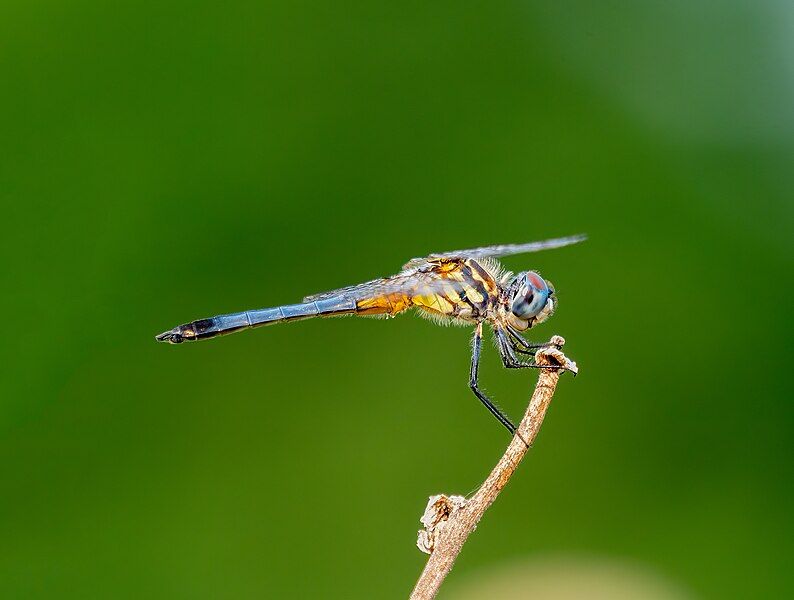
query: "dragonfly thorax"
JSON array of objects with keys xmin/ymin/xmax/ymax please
[{"xmin": 508, "ymin": 271, "xmax": 556, "ymax": 330}]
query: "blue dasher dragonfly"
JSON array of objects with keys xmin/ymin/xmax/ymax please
[{"xmin": 156, "ymin": 234, "xmax": 585, "ymax": 434}]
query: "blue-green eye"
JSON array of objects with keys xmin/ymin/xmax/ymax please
[{"xmin": 511, "ymin": 272, "xmax": 550, "ymax": 320}]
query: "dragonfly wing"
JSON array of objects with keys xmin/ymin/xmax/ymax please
[
  {"xmin": 303, "ymin": 277, "xmax": 390, "ymax": 302},
  {"xmin": 403, "ymin": 234, "xmax": 586, "ymax": 269},
  {"xmin": 303, "ymin": 270, "xmax": 446, "ymax": 303},
  {"xmin": 303, "ymin": 259, "xmax": 499, "ymax": 318}
]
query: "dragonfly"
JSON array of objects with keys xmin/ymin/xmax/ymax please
[{"xmin": 156, "ymin": 234, "xmax": 585, "ymax": 435}]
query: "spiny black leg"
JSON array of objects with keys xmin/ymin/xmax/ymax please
[
  {"xmin": 507, "ymin": 327, "xmax": 547, "ymax": 357},
  {"xmin": 507, "ymin": 330, "xmax": 536, "ymax": 356},
  {"xmin": 506, "ymin": 325, "xmax": 558, "ymax": 353},
  {"xmin": 506, "ymin": 326, "xmax": 537, "ymax": 349},
  {"xmin": 514, "ymin": 347, "xmax": 537, "ymax": 356},
  {"xmin": 470, "ymin": 323, "xmax": 517, "ymax": 435},
  {"xmin": 497, "ymin": 328, "xmax": 559, "ymax": 371}
]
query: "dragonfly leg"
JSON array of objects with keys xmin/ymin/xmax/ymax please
[
  {"xmin": 509, "ymin": 330, "xmax": 537, "ymax": 357},
  {"xmin": 497, "ymin": 328, "xmax": 561, "ymax": 371},
  {"xmin": 470, "ymin": 323, "xmax": 517, "ymax": 435},
  {"xmin": 506, "ymin": 325, "xmax": 559, "ymax": 356}
]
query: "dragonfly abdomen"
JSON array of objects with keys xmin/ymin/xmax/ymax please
[{"xmin": 155, "ymin": 296, "xmax": 357, "ymax": 343}]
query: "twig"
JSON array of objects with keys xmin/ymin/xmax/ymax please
[{"xmin": 410, "ymin": 335, "xmax": 577, "ymax": 600}]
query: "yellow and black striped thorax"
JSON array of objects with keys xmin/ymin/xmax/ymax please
[{"xmin": 408, "ymin": 258, "xmax": 500, "ymax": 320}]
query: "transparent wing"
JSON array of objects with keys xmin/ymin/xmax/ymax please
[
  {"xmin": 304, "ymin": 277, "xmax": 394, "ymax": 302},
  {"xmin": 303, "ymin": 270, "xmax": 450, "ymax": 303},
  {"xmin": 403, "ymin": 234, "xmax": 587, "ymax": 269}
]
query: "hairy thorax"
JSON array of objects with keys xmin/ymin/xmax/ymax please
[{"xmin": 411, "ymin": 258, "xmax": 504, "ymax": 326}]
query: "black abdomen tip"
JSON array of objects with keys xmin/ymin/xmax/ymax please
[
  {"xmin": 155, "ymin": 328, "xmax": 184, "ymax": 343},
  {"xmin": 156, "ymin": 318, "xmax": 221, "ymax": 344}
]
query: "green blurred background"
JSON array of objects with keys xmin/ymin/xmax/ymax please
[{"xmin": 1, "ymin": 1, "xmax": 792, "ymax": 598}]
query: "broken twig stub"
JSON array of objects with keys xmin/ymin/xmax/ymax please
[{"xmin": 416, "ymin": 494, "xmax": 467, "ymax": 555}]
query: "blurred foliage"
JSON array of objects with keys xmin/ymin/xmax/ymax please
[{"xmin": 0, "ymin": 1, "xmax": 792, "ymax": 598}]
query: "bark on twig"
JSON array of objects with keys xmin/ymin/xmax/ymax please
[{"xmin": 410, "ymin": 336, "xmax": 577, "ymax": 600}]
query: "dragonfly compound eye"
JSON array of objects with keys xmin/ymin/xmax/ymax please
[{"xmin": 510, "ymin": 272, "xmax": 551, "ymax": 321}]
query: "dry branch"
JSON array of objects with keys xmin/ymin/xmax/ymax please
[{"xmin": 410, "ymin": 335, "xmax": 577, "ymax": 600}]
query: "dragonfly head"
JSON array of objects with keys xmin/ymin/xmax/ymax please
[{"xmin": 509, "ymin": 271, "xmax": 555, "ymax": 329}]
